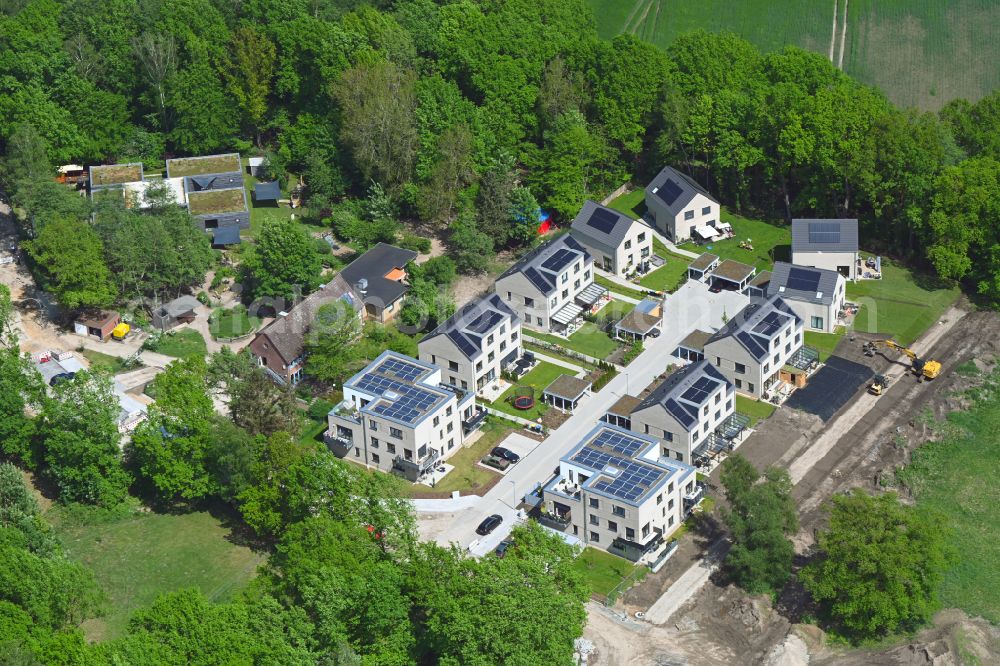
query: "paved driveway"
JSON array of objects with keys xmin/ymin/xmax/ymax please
[{"xmin": 433, "ymin": 281, "xmax": 750, "ymax": 554}]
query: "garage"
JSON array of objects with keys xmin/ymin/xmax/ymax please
[{"xmin": 785, "ymin": 355, "xmax": 873, "ymax": 421}]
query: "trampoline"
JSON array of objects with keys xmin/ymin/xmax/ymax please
[{"xmin": 511, "ymin": 386, "xmax": 536, "ymax": 410}]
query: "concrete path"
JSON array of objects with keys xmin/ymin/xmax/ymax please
[
  {"xmin": 530, "ymin": 351, "xmax": 587, "ymax": 375},
  {"xmin": 646, "ymin": 225, "xmax": 700, "ymax": 259},
  {"xmin": 609, "ymin": 292, "xmax": 640, "ymax": 305},
  {"xmin": 412, "ymin": 495, "xmax": 482, "ymax": 512},
  {"xmin": 596, "ymin": 268, "xmax": 649, "ymax": 294},
  {"xmin": 644, "ymin": 538, "xmax": 729, "ymax": 625}
]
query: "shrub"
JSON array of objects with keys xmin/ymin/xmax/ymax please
[{"xmin": 398, "ymin": 231, "xmax": 432, "ymax": 254}]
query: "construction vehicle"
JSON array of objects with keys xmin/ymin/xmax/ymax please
[
  {"xmin": 111, "ymin": 322, "xmax": 130, "ymax": 342},
  {"xmin": 739, "ymin": 239, "xmax": 754, "ymax": 251},
  {"xmin": 863, "ymin": 339, "xmax": 941, "ymax": 380},
  {"xmin": 869, "ymin": 373, "xmax": 891, "ymax": 396}
]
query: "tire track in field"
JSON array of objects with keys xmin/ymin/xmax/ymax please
[
  {"xmin": 837, "ymin": 0, "xmax": 849, "ymax": 69},
  {"xmin": 631, "ymin": 0, "xmax": 655, "ymax": 37},
  {"xmin": 829, "ymin": 0, "xmax": 839, "ymax": 61},
  {"xmin": 622, "ymin": 0, "xmax": 649, "ymax": 34}
]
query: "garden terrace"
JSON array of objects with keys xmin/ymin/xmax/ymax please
[
  {"xmin": 166, "ymin": 153, "xmax": 242, "ymax": 178},
  {"xmin": 187, "ymin": 189, "xmax": 248, "ymax": 216},
  {"xmin": 89, "ymin": 163, "xmax": 143, "ymax": 187}
]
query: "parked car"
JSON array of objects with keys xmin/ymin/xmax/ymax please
[
  {"xmin": 647, "ymin": 328, "xmax": 661, "ymax": 338},
  {"xmin": 491, "ymin": 446, "xmax": 520, "ymax": 463},
  {"xmin": 482, "ymin": 455, "xmax": 510, "ymax": 471},
  {"xmin": 476, "ymin": 514, "xmax": 503, "ymax": 536},
  {"xmin": 49, "ymin": 372, "xmax": 75, "ymax": 386},
  {"xmin": 495, "ymin": 540, "xmax": 514, "ymax": 558}
]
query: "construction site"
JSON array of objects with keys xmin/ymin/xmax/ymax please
[{"xmin": 582, "ymin": 301, "xmax": 1000, "ymax": 665}]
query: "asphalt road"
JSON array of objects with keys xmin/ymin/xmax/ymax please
[{"xmin": 433, "ymin": 280, "xmax": 750, "ymax": 555}]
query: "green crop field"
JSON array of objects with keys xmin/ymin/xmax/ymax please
[{"xmin": 586, "ymin": 0, "xmax": 1000, "ymax": 110}]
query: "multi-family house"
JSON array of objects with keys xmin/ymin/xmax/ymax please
[
  {"xmin": 339, "ymin": 243, "xmax": 418, "ymax": 323},
  {"xmin": 495, "ymin": 235, "xmax": 606, "ymax": 333},
  {"xmin": 767, "ymin": 262, "xmax": 846, "ymax": 333},
  {"xmin": 644, "ymin": 166, "xmax": 720, "ymax": 242},
  {"xmin": 417, "ymin": 294, "xmax": 522, "ymax": 394},
  {"xmin": 791, "ymin": 218, "xmax": 859, "ymax": 280},
  {"xmin": 627, "ymin": 361, "xmax": 736, "ymax": 465},
  {"xmin": 541, "ymin": 423, "xmax": 699, "ymax": 561},
  {"xmin": 324, "ymin": 351, "xmax": 484, "ymax": 481},
  {"xmin": 569, "ymin": 200, "xmax": 653, "ymax": 278},
  {"xmin": 702, "ymin": 296, "xmax": 804, "ymax": 398}
]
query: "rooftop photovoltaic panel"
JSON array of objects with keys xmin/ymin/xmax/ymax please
[
  {"xmin": 656, "ymin": 178, "xmax": 684, "ymax": 206},
  {"xmin": 587, "ymin": 207, "xmax": 621, "ymax": 235},
  {"xmin": 447, "ymin": 329, "xmax": 479, "ymax": 358},
  {"xmin": 785, "ymin": 266, "xmax": 822, "ymax": 293},
  {"xmin": 807, "ymin": 221, "xmax": 841, "ymax": 244},
  {"xmin": 592, "ymin": 429, "xmax": 646, "ymax": 457},
  {"xmin": 680, "ymin": 376, "xmax": 718, "ymax": 404},
  {"xmin": 377, "ymin": 357, "xmax": 426, "ymax": 382},
  {"xmin": 752, "ymin": 311, "xmax": 786, "ymax": 337},
  {"xmin": 540, "ymin": 248, "xmax": 576, "ymax": 273},
  {"xmin": 355, "ymin": 373, "xmax": 442, "ymax": 425},
  {"xmin": 522, "ymin": 266, "xmax": 553, "ymax": 293},
  {"xmin": 736, "ymin": 331, "xmax": 768, "ymax": 360},
  {"xmin": 664, "ymin": 398, "xmax": 695, "ymax": 427},
  {"xmin": 465, "ymin": 309, "xmax": 504, "ymax": 335}
]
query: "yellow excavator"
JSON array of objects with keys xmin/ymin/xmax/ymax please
[{"xmin": 863, "ymin": 339, "xmax": 941, "ymax": 381}]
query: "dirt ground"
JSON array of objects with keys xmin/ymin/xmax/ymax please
[{"xmin": 584, "ymin": 304, "xmax": 1000, "ymax": 665}]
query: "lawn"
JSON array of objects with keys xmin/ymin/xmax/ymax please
[
  {"xmin": 639, "ymin": 252, "xmax": 689, "ymax": 293},
  {"xmin": 147, "ymin": 328, "xmax": 208, "ymax": 360},
  {"xmin": 735, "ymin": 394, "xmax": 776, "ymax": 427},
  {"xmin": 847, "ymin": 258, "xmax": 959, "ymax": 346},
  {"xmin": 678, "ymin": 209, "xmax": 790, "ymax": 272},
  {"xmin": 167, "ymin": 154, "xmax": 241, "ymax": 178},
  {"xmin": 48, "ymin": 507, "xmax": 265, "ymax": 640},
  {"xmin": 491, "ymin": 361, "xmax": 566, "ymax": 420},
  {"xmin": 80, "ymin": 348, "xmax": 135, "ymax": 374},
  {"xmin": 187, "ymin": 188, "xmax": 247, "ymax": 216},
  {"xmin": 209, "ymin": 306, "xmax": 261, "ymax": 339},
  {"xmin": 526, "ymin": 320, "xmax": 623, "ymax": 360},
  {"xmin": 804, "ymin": 329, "xmax": 845, "ymax": 362},
  {"xmin": 896, "ymin": 374, "xmax": 1000, "ymax": 622},
  {"xmin": 412, "ymin": 418, "xmax": 511, "ymax": 494},
  {"xmin": 606, "ymin": 188, "xmax": 646, "ymax": 219},
  {"xmin": 570, "ymin": 546, "xmax": 647, "ymax": 597},
  {"xmin": 595, "ymin": 274, "xmax": 646, "ymax": 300}
]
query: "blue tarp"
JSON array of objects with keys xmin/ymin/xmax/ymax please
[
  {"xmin": 212, "ymin": 225, "xmax": 242, "ymax": 246},
  {"xmin": 254, "ymin": 180, "xmax": 281, "ymax": 201}
]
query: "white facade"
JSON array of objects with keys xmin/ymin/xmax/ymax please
[{"xmin": 791, "ymin": 249, "xmax": 858, "ymax": 281}]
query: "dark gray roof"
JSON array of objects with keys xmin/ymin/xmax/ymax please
[
  {"xmin": 420, "ymin": 293, "xmax": 519, "ymax": 360},
  {"xmin": 497, "ymin": 234, "xmax": 591, "ymax": 296},
  {"xmin": 635, "ymin": 360, "xmax": 729, "ymax": 432},
  {"xmin": 570, "ymin": 200, "xmax": 639, "ymax": 251},
  {"xmin": 158, "ymin": 295, "xmax": 201, "ymax": 318},
  {"xmin": 767, "ymin": 262, "xmax": 842, "ymax": 306},
  {"xmin": 254, "ymin": 180, "xmax": 281, "ymax": 201},
  {"xmin": 253, "ymin": 275, "xmax": 361, "ymax": 365},
  {"xmin": 706, "ymin": 296, "xmax": 801, "ymax": 361},
  {"xmin": 791, "ymin": 219, "xmax": 859, "ymax": 253},
  {"xmin": 339, "ymin": 243, "xmax": 418, "ymax": 309},
  {"xmin": 212, "ymin": 225, "xmax": 242, "ymax": 245},
  {"xmin": 645, "ymin": 166, "xmax": 717, "ymax": 217}
]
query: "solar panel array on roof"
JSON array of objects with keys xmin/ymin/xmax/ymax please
[
  {"xmin": 446, "ymin": 329, "xmax": 478, "ymax": 358},
  {"xmin": 587, "ymin": 207, "xmax": 620, "ymax": 235},
  {"xmin": 541, "ymin": 248, "xmax": 576, "ymax": 273},
  {"xmin": 355, "ymin": 373, "xmax": 440, "ymax": 424},
  {"xmin": 592, "ymin": 428, "xmax": 646, "ymax": 457},
  {"xmin": 808, "ymin": 221, "xmax": 841, "ymax": 244},
  {"xmin": 664, "ymin": 398, "xmax": 695, "ymax": 427},
  {"xmin": 522, "ymin": 266, "xmax": 553, "ymax": 293},
  {"xmin": 785, "ymin": 266, "xmax": 822, "ymax": 293},
  {"xmin": 680, "ymin": 376, "xmax": 719, "ymax": 404},
  {"xmin": 571, "ymin": 444, "xmax": 664, "ymax": 502},
  {"xmin": 752, "ymin": 311, "xmax": 786, "ymax": 337},
  {"xmin": 656, "ymin": 178, "xmax": 683, "ymax": 206},
  {"xmin": 737, "ymin": 331, "xmax": 769, "ymax": 360},
  {"xmin": 465, "ymin": 309, "xmax": 504, "ymax": 335},
  {"xmin": 378, "ymin": 356, "xmax": 425, "ymax": 382}
]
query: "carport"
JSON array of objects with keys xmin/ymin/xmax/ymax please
[
  {"xmin": 710, "ymin": 259, "xmax": 756, "ymax": 291},
  {"xmin": 687, "ymin": 252, "xmax": 719, "ymax": 281},
  {"xmin": 675, "ymin": 329, "xmax": 712, "ymax": 362},
  {"xmin": 543, "ymin": 375, "xmax": 592, "ymax": 412},
  {"xmin": 784, "ymin": 355, "xmax": 873, "ymax": 421}
]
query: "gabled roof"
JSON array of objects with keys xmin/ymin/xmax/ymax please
[
  {"xmin": 791, "ymin": 219, "xmax": 859, "ymax": 253},
  {"xmin": 339, "ymin": 243, "xmax": 418, "ymax": 309},
  {"xmin": 252, "ymin": 275, "xmax": 362, "ymax": 365},
  {"xmin": 767, "ymin": 262, "xmax": 842, "ymax": 306},
  {"xmin": 420, "ymin": 293, "xmax": 519, "ymax": 361},
  {"xmin": 570, "ymin": 200, "xmax": 640, "ymax": 250},
  {"xmin": 706, "ymin": 296, "xmax": 801, "ymax": 361},
  {"xmin": 645, "ymin": 166, "xmax": 717, "ymax": 217},
  {"xmin": 634, "ymin": 361, "xmax": 730, "ymax": 432},
  {"xmin": 497, "ymin": 234, "xmax": 591, "ymax": 297}
]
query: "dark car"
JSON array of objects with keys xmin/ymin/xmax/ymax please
[
  {"xmin": 49, "ymin": 372, "xmax": 75, "ymax": 386},
  {"xmin": 491, "ymin": 446, "xmax": 520, "ymax": 463},
  {"xmin": 709, "ymin": 283, "xmax": 723, "ymax": 293},
  {"xmin": 647, "ymin": 327, "xmax": 661, "ymax": 338},
  {"xmin": 476, "ymin": 514, "xmax": 503, "ymax": 536},
  {"xmin": 495, "ymin": 540, "xmax": 514, "ymax": 558}
]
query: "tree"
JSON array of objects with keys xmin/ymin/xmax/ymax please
[
  {"xmin": 228, "ymin": 367, "xmax": 301, "ymax": 438},
  {"xmin": 226, "ymin": 25, "xmax": 276, "ymax": 145},
  {"xmin": 448, "ymin": 213, "xmax": 493, "ymax": 275},
  {"xmin": 0, "ymin": 342, "xmax": 45, "ymax": 463},
  {"xmin": 165, "ymin": 58, "xmax": 237, "ymax": 154},
  {"xmin": 719, "ymin": 455, "xmax": 798, "ymax": 595},
  {"xmin": 37, "ymin": 372, "xmax": 130, "ymax": 507},
  {"xmin": 800, "ymin": 491, "xmax": 954, "ymax": 640},
  {"xmin": 333, "ymin": 60, "xmax": 418, "ymax": 191},
  {"xmin": 417, "ymin": 123, "xmax": 476, "ymax": 225},
  {"xmin": 304, "ymin": 302, "xmax": 362, "ymax": 384},
  {"xmin": 244, "ymin": 218, "xmax": 323, "ymax": 301},
  {"xmin": 24, "ymin": 217, "xmax": 115, "ymax": 310},
  {"xmin": 0, "ymin": 462, "xmax": 58, "ymax": 556},
  {"xmin": 132, "ymin": 32, "xmax": 177, "ymax": 132}
]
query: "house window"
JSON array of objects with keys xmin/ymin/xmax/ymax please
[
  {"xmin": 461, "ymin": 380, "xmax": 468, "ymax": 389},
  {"xmin": 573, "ymin": 279, "xmax": 580, "ymax": 290},
  {"xmin": 763, "ymin": 363, "xmax": 769, "ymax": 373},
  {"xmin": 795, "ymin": 333, "xmax": 801, "ymax": 344},
  {"xmin": 612, "ymin": 505, "xmax": 625, "ymax": 517},
  {"xmin": 447, "ymin": 422, "xmax": 453, "ymax": 432},
  {"xmin": 702, "ymin": 206, "xmax": 711, "ymax": 215},
  {"xmin": 702, "ymin": 405, "xmax": 708, "ymax": 416},
  {"xmin": 714, "ymin": 410, "xmax": 721, "ymax": 421},
  {"xmin": 476, "ymin": 361, "xmax": 483, "ymax": 371},
  {"xmin": 369, "ymin": 420, "xmax": 378, "ymax": 431},
  {"xmin": 371, "ymin": 453, "xmax": 380, "ymax": 464},
  {"xmin": 714, "ymin": 393, "xmax": 721, "ymax": 404},
  {"xmin": 511, "ymin": 331, "xmax": 518, "ymax": 341},
  {"xmin": 354, "ymin": 447, "xmax": 360, "ymax": 457},
  {"xmin": 589, "ymin": 498, "xmax": 599, "ymax": 508},
  {"xmin": 684, "ymin": 210, "xmax": 694, "ymax": 221},
  {"xmin": 433, "ymin": 416, "xmax": 440, "ymax": 426},
  {"xmin": 561, "ymin": 272, "xmax": 568, "ymax": 284},
  {"xmin": 785, "ymin": 343, "xmax": 791, "ymax": 354},
  {"xmin": 735, "ymin": 362, "xmax": 746, "ymax": 374},
  {"xmin": 390, "ymin": 427, "xmax": 403, "ymax": 439},
  {"xmin": 524, "ymin": 296, "xmax": 534, "ymax": 307},
  {"xmin": 387, "ymin": 443, "xmax": 396, "ymax": 454},
  {"xmin": 727, "ymin": 400, "xmax": 733, "ymax": 410},
  {"xmin": 371, "ymin": 438, "xmax": 379, "ymax": 448},
  {"xmin": 716, "ymin": 356, "xmax": 721, "ymax": 366},
  {"xmin": 590, "ymin": 531, "xmax": 600, "ymax": 543},
  {"xmin": 487, "ymin": 334, "xmax": 494, "ymax": 345},
  {"xmin": 550, "ymin": 297, "xmax": 558, "ymax": 308},
  {"xmin": 500, "ymin": 341, "xmax": 507, "ymax": 351},
  {"xmin": 641, "ymin": 247, "xmax": 650, "ymax": 258},
  {"xmin": 537, "ymin": 317, "xmax": 543, "ymax": 326},
  {"xmin": 589, "ymin": 514, "xmax": 599, "ymax": 525},
  {"xmin": 584, "ymin": 270, "xmax": 590, "ymax": 280},
  {"xmin": 748, "ymin": 383, "xmax": 755, "ymax": 393},
  {"xmin": 608, "ymin": 520, "xmax": 618, "ymax": 531},
  {"xmin": 446, "ymin": 406, "xmax": 453, "ymax": 416},
  {"xmin": 506, "ymin": 291, "xmax": 511, "ymax": 300},
  {"xmin": 448, "ymin": 438, "xmax": 454, "ymax": 450},
  {"xmin": 668, "ymin": 498, "xmax": 675, "ymax": 510},
  {"xmin": 624, "ymin": 240, "xmax": 632, "ymax": 250},
  {"xmin": 735, "ymin": 378, "xmax": 742, "ymax": 388},
  {"xmin": 668, "ymin": 515, "xmax": 675, "ymax": 527},
  {"xmin": 574, "ymin": 262, "xmax": 581, "ymax": 273},
  {"xmin": 642, "ymin": 523, "xmax": 651, "ymax": 537},
  {"xmin": 449, "ymin": 361, "xmax": 459, "ymax": 371},
  {"xmin": 626, "ymin": 527, "xmax": 635, "ymax": 540},
  {"xmin": 638, "ymin": 232, "xmax": 646, "ymax": 242},
  {"xmin": 811, "ymin": 316, "xmax": 824, "ymax": 329},
  {"xmin": 675, "ymin": 451, "xmax": 683, "ymax": 461},
  {"xmin": 487, "ymin": 352, "xmax": 495, "ymax": 362},
  {"xmin": 561, "ymin": 289, "xmax": 568, "ymax": 299}
]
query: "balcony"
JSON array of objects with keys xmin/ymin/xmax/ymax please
[
  {"xmin": 391, "ymin": 448, "xmax": 441, "ymax": 482},
  {"xmin": 325, "ymin": 432, "xmax": 353, "ymax": 457},
  {"xmin": 547, "ymin": 477, "xmax": 582, "ymax": 500},
  {"xmin": 683, "ymin": 484, "xmax": 706, "ymax": 513},
  {"xmin": 328, "ymin": 399, "xmax": 361, "ymax": 425},
  {"xmin": 537, "ymin": 505, "xmax": 572, "ymax": 531},
  {"xmin": 462, "ymin": 407, "xmax": 487, "ymax": 434}
]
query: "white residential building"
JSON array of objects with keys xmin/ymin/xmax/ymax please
[
  {"xmin": 570, "ymin": 200, "xmax": 653, "ymax": 278},
  {"xmin": 766, "ymin": 262, "xmax": 846, "ymax": 333},
  {"xmin": 791, "ymin": 218, "xmax": 859, "ymax": 281},
  {"xmin": 644, "ymin": 166, "xmax": 721, "ymax": 243}
]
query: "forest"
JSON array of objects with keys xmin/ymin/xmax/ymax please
[{"xmin": 0, "ymin": 0, "xmax": 999, "ymax": 308}]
